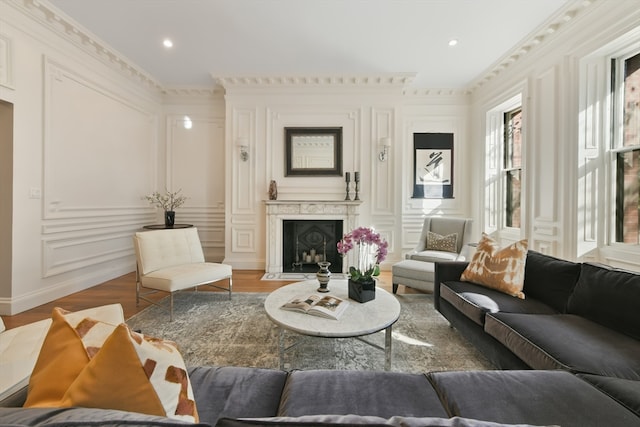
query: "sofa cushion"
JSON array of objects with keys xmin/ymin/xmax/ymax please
[
  {"xmin": 577, "ymin": 374, "xmax": 640, "ymax": 418},
  {"xmin": 188, "ymin": 366, "xmax": 287, "ymax": 426},
  {"xmin": 426, "ymin": 231, "xmax": 458, "ymax": 253},
  {"xmin": 277, "ymin": 370, "xmax": 448, "ymax": 419},
  {"xmin": 0, "ymin": 407, "xmax": 208, "ymax": 426},
  {"xmin": 522, "ymin": 251, "xmax": 581, "ymax": 312},
  {"xmin": 440, "ymin": 282, "xmax": 557, "ymax": 326},
  {"xmin": 24, "ymin": 308, "xmax": 199, "ymax": 422},
  {"xmin": 485, "ymin": 312, "xmax": 640, "ymax": 380},
  {"xmin": 460, "ymin": 233, "xmax": 528, "ymax": 299},
  {"xmin": 217, "ymin": 415, "xmax": 555, "ymax": 426},
  {"xmin": 566, "ymin": 262, "xmax": 640, "ymax": 340},
  {"xmin": 427, "ymin": 370, "xmax": 640, "ymax": 427}
]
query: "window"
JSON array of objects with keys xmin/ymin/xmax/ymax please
[
  {"xmin": 504, "ymin": 108, "xmax": 522, "ymax": 228},
  {"xmin": 484, "ymin": 93, "xmax": 523, "ymax": 236},
  {"xmin": 613, "ymin": 51, "xmax": 640, "ymax": 244}
]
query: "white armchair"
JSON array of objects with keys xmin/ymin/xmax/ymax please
[
  {"xmin": 405, "ymin": 216, "xmax": 473, "ymax": 263},
  {"xmin": 133, "ymin": 227, "xmax": 232, "ymax": 321}
]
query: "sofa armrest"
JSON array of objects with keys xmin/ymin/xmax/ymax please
[{"xmin": 434, "ymin": 261, "xmax": 468, "ymax": 312}]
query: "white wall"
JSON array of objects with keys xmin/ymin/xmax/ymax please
[
  {"xmin": 0, "ymin": 1, "xmax": 163, "ymax": 314},
  {"xmin": 469, "ymin": 0, "xmax": 640, "ymax": 270}
]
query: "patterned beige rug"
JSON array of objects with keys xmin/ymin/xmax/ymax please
[{"xmin": 126, "ymin": 292, "xmax": 493, "ymax": 373}]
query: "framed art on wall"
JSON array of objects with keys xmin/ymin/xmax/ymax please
[
  {"xmin": 285, "ymin": 127, "xmax": 343, "ymax": 176},
  {"xmin": 412, "ymin": 133, "xmax": 454, "ymax": 199}
]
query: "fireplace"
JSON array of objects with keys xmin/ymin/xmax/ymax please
[
  {"xmin": 283, "ymin": 220, "xmax": 343, "ymax": 273},
  {"xmin": 264, "ymin": 200, "xmax": 362, "ymax": 273}
]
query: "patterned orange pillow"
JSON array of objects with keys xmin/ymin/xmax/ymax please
[
  {"xmin": 24, "ymin": 308, "xmax": 198, "ymax": 423},
  {"xmin": 460, "ymin": 233, "xmax": 528, "ymax": 299}
]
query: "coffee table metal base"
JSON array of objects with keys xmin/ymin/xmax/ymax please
[{"xmin": 277, "ymin": 319, "xmax": 394, "ymax": 371}]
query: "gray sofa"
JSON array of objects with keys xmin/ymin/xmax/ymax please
[
  {"xmin": 2, "ymin": 366, "xmax": 639, "ymax": 426},
  {"xmin": 433, "ymin": 251, "xmax": 640, "ymax": 421}
]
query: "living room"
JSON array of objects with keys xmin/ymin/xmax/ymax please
[
  {"xmin": 1, "ymin": 0, "xmax": 639, "ymax": 319},
  {"xmin": 2, "ymin": 2, "xmax": 640, "ymax": 425}
]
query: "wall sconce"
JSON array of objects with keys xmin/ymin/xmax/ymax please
[
  {"xmin": 378, "ymin": 137, "xmax": 391, "ymax": 162},
  {"xmin": 236, "ymin": 138, "xmax": 249, "ymax": 162}
]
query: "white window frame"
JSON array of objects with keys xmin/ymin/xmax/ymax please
[
  {"xmin": 484, "ymin": 93, "xmax": 523, "ymax": 241},
  {"xmin": 610, "ymin": 48, "xmax": 640, "ymax": 245}
]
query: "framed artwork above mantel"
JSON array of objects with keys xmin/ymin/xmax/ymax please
[{"xmin": 285, "ymin": 127, "xmax": 343, "ymax": 176}]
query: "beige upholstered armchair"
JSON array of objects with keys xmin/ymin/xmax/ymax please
[
  {"xmin": 133, "ymin": 227, "xmax": 232, "ymax": 321},
  {"xmin": 405, "ymin": 216, "xmax": 473, "ymax": 263}
]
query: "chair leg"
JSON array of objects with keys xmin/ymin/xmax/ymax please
[
  {"xmin": 169, "ymin": 293, "xmax": 174, "ymax": 322},
  {"xmin": 228, "ymin": 277, "xmax": 233, "ymax": 299},
  {"xmin": 392, "ymin": 283, "xmax": 399, "ymax": 294}
]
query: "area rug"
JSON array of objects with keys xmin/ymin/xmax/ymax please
[
  {"xmin": 261, "ymin": 272, "xmax": 350, "ymax": 281},
  {"xmin": 126, "ymin": 292, "xmax": 493, "ymax": 373}
]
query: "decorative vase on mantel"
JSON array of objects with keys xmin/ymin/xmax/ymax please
[
  {"xmin": 164, "ymin": 210, "xmax": 175, "ymax": 227},
  {"xmin": 348, "ymin": 279, "xmax": 376, "ymax": 303},
  {"xmin": 316, "ymin": 261, "xmax": 331, "ymax": 293}
]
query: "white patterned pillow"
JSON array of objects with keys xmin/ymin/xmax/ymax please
[{"xmin": 426, "ymin": 231, "xmax": 458, "ymax": 253}]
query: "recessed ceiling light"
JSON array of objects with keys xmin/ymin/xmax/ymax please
[
  {"xmin": 163, "ymin": 38, "xmax": 173, "ymax": 48},
  {"xmin": 448, "ymin": 39, "xmax": 458, "ymax": 47}
]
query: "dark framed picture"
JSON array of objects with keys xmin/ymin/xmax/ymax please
[
  {"xmin": 412, "ymin": 133, "xmax": 454, "ymax": 199},
  {"xmin": 285, "ymin": 127, "xmax": 343, "ymax": 176}
]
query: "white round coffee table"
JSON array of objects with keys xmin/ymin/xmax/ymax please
[{"xmin": 264, "ymin": 279, "xmax": 401, "ymax": 370}]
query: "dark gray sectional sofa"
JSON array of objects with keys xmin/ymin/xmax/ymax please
[
  {"xmin": 2, "ymin": 366, "xmax": 640, "ymax": 427},
  {"xmin": 2, "ymin": 251, "xmax": 639, "ymax": 427}
]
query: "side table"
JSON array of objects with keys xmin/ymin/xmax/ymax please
[{"xmin": 142, "ymin": 224, "xmax": 193, "ymax": 230}]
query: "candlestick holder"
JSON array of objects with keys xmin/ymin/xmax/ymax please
[
  {"xmin": 345, "ymin": 182, "xmax": 351, "ymax": 201},
  {"xmin": 354, "ymin": 181, "xmax": 360, "ymax": 201}
]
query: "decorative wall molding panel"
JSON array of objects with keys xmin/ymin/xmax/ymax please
[
  {"xmin": 42, "ymin": 230, "xmax": 135, "ymax": 277},
  {"xmin": 43, "ymin": 58, "xmax": 157, "ymax": 219},
  {"xmin": 0, "ymin": 34, "xmax": 13, "ymax": 89}
]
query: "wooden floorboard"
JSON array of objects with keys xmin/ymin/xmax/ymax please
[{"xmin": 0, "ymin": 270, "xmax": 414, "ymax": 329}]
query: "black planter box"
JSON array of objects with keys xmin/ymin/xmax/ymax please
[{"xmin": 348, "ymin": 279, "xmax": 376, "ymax": 303}]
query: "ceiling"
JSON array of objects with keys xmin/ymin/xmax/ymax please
[{"xmin": 48, "ymin": 0, "xmax": 570, "ymax": 90}]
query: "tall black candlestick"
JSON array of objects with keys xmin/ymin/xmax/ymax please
[{"xmin": 345, "ymin": 172, "xmax": 350, "ymax": 182}]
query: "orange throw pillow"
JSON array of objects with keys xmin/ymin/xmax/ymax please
[
  {"xmin": 460, "ymin": 233, "xmax": 528, "ymax": 299},
  {"xmin": 24, "ymin": 308, "xmax": 198, "ymax": 423}
]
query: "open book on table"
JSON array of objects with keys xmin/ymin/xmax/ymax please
[{"xmin": 280, "ymin": 294, "xmax": 349, "ymax": 320}]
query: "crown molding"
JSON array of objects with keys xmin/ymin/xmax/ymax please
[
  {"xmin": 161, "ymin": 87, "xmax": 222, "ymax": 97},
  {"xmin": 9, "ymin": 0, "xmax": 164, "ymax": 93},
  {"xmin": 213, "ymin": 73, "xmax": 416, "ymax": 90},
  {"xmin": 467, "ymin": 0, "xmax": 598, "ymax": 92}
]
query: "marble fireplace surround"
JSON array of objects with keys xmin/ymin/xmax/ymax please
[{"xmin": 264, "ymin": 200, "xmax": 362, "ymax": 273}]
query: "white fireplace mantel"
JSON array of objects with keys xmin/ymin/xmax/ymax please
[{"xmin": 264, "ymin": 200, "xmax": 362, "ymax": 273}]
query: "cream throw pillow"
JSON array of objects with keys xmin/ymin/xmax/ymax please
[
  {"xmin": 426, "ymin": 231, "xmax": 458, "ymax": 253},
  {"xmin": 460, "ymin": 233, "xmax": 528, "ymax": 299}
]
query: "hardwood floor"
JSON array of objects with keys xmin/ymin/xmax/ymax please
[{"xmin": 1, "ymin": 270, "xmax": 401, "ymax": 329}]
